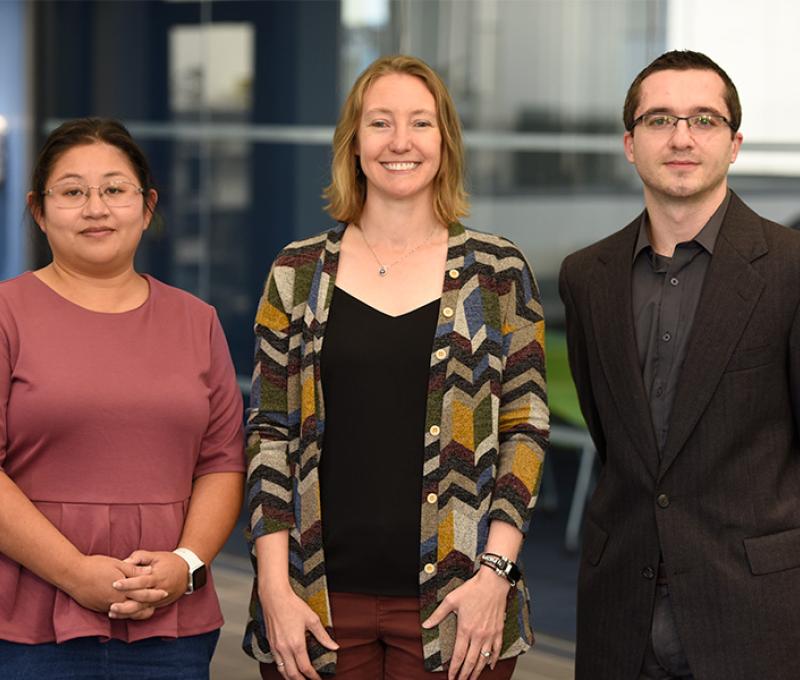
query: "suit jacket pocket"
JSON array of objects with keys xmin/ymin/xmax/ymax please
[
  {"xmin": 583, "ymin": 516, "xmax": 609, "ymax": 566},
  {"xmin": 744, "ymin": 527, "xmax": 800, "ymax": 575},
  {"xmin": 724, "ymin": 345, "xmax": 780, "ymax": 373}
]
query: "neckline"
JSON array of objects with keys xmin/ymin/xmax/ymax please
[
  {"xmin": 25, "ymin": 271, "xmax": 154, "ymax": 316},
  {"xmin": 333, "ymin": 286, "xmax": 440, "ymax": 320}
]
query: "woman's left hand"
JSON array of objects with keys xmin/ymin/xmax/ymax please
[
  {"xmin": 422, "ymin": 566, "xmax": 511, "ymax": 680},
  {"xmin": 108, "ymin": 550, "xmax": 189, "ymax": 618}
]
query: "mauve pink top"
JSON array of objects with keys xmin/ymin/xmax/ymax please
[{"xmin": 0, "ymin": 272, "xmax": 245, "ymax": 643}]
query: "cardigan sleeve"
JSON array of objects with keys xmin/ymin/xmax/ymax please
[
  {"xmin": 488, "ymin": 248, "xmax": 549, "ymax": 535},
  {"xmin": 246, "ymin": 258, "xmax": 298, "ymax": 543}
]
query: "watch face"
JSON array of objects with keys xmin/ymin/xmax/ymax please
[{"xmin": 192, "ymin": 564, "xmax": 208, "ymax": 591}]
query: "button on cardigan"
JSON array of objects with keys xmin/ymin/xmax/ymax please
[{"xmin": 242, "ymin": 222, "xmax": 549, "ymax": 673}]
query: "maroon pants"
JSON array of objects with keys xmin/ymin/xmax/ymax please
[{"xmin": 260, "ymin": 592, "xmax": 517, "ymax": 680}]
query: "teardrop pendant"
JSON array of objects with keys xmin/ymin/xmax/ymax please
[{"xmin": 379, "ymin": 266, "xmax": 387, "ymax": 276}]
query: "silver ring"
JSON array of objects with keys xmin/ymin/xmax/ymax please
[
  {"xmin": 481, "ymin": 650, "xmax": 492, "ymax": 658},
  {"xmin": 276, "ymin": 661, "xmax": 286, "ymax": 668}
]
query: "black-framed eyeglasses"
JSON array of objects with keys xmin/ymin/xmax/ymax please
[
  {"xmin": 631, "ymin": 113, "xmax": 732, "ymax": 134},
  {"xmin": 42, "ymin": 180, "xmax": 144, "ymax": 209}
]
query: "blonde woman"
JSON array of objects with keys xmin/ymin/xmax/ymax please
[{"xmin": 244, "ymin": 55, "xmax": 548, "ymax": 680}]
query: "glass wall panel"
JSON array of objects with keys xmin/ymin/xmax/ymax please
[
  {"xmin": 25, "ymin": 5, "xmax": 800, "ymax": 671},
  {"xmin": 32, "ymin": 0, "xmax": 800, "ymax": 353}
]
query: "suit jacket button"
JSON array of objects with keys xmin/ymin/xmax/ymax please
[
  {"xmin": 642, "ymin": 566, "xmax": 655, "ymax": 580},
  {"xmin": 657, "ymin": 494, "xmax": 670, "ymax": 508}
]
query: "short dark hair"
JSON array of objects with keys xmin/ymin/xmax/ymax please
[
  {"xmin": 623, "ymin": 50, "xmax": 741, "ymax": 133},
  {"xmin": 29, "ymin": 117, "xmax": 157, "ymax": 218}
]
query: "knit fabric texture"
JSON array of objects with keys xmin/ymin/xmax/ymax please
[{"xmin": 242, "ymin": 222, "xmax": 549, "ymax": 672}]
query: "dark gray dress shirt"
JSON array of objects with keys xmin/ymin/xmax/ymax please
[{"xmin": 632, "ymin": 191, "xmax": 731, "ymax": 452}]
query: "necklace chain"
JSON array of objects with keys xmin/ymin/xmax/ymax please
[{"xmin": 357, "ymin": 224, "xmax": 438, "ymax": 276}]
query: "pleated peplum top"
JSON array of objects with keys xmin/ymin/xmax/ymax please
[{"xmin": 0, "ymin": 272, "xmax": 245, "ymax": 643}]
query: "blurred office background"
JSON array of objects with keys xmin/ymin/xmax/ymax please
[{"xmin": 1, "ymin": 1, "xmax": 799, "ymax": 675}]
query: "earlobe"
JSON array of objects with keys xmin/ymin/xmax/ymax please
[
  {"xmin": 623, "ymin": 131, "xmax": 635, "ymax": 164},
  {"xmin": 26, "ymin": 191, "xmax": 45, "ymax": 231},
  {"xmin": 730, "ymin": 132, "xmax": 744, "ymax": 163},
  {"xmin": 143, "ymin": 189, "xmax": 158, "ymax": 230}
]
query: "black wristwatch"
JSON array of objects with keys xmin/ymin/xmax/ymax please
[
  {"xmin": 173, "ymin": 548, "xmax": 208, "ymax": 594},
  {"xmin": 478, "ymin": 552, "xmax": 521, "ymax": 586}
]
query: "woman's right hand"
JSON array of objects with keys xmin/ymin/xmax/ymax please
[
  {"xmin": 63, "ymin": 554, "xmax": 164, "ymax": 617},
  {"xmin": 258, "ymin": 583, "xmax": 339, "ymax": 680},
  {"xmin": 0, "ymin": 473, "xmax": 164, "ymax": 620}
]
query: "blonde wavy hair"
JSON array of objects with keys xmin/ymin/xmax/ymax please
[{"xmin": 323, "ymin": 54, "xmax": 469, "ymax": 225}]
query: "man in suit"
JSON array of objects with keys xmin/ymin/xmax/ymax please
[{"xmin": 559, "ymin": 50, "xmax": 800, "ymax": 680}]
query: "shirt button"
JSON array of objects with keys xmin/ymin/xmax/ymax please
[
  {"xmin": 670, "ymin": 277, "xmax": 679, "ymax": 286},
  {"xmin": 424, "ymin": 563, "xmax": 436, "ymax": 575},
  {"xmin": 657, "ymin": 494, "xmax": 670, "ymax": 508},
  {"xmin": 427, "ymin": 493, "xmax": 438, "ymax": 504},
  {"xmin": 448, "ymin": 269, "xmax": 460, "ymax": 279},
  {"xmin": 655, "ymin": 385, "xmax": 664, "ymax": 397},
  {"xmin": 429, "ymin": 425, "xmax": 440, "ymax": 436},
  {"xmin": 642, "ymin": 566, "xmax": 655, "ymax": 580},
  {"xmin": 442, "ymin": 307, "xmax": 454, "ymax": 318},
  {"xmin": 435, "ymin": 348, "xmax": 447, "ymax": 360},
  {"xmin": 662, "ymin": 332, "xmax": 672, "ymax": 342}
]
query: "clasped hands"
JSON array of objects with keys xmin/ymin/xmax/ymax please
[{"xmin": 65, "ymin": 550, "xmax": 190, "ymax": 621}]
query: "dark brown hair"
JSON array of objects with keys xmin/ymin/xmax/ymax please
[
  {"xmin": 623, "ymin": 50, "xmax": 741, "ymax": 133},
  {"xmin": 29, "ymin": 117, "xmax": 157, "ymax": 218}
]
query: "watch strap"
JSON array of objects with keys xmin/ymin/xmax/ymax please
[
  {"xmin": 172, "ymin": 547, "xmax": 206, "ymax": 594},
  {"xmin": 478, "ymin": 552, "xmax": 521, "ymax": 586}
]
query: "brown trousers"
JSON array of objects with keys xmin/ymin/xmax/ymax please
[{"xmin": 261, "ymin": 592, "xmax": 517, "ymax": 680}]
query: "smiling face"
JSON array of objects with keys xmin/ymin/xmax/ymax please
[
  {"xmin": 623, "ymin": 68, "xmax": 743, "ymax": 205},
  {"xmin": 355, "ymin": 73, "xmax": 442, "ymax": 207},
  {"xmin": 31, "ymin": 142, "xmax": 156, "ymax": 275}
]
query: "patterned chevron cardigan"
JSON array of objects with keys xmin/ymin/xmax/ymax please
[{"xmin": 243, "ymin": 222, "xmax": 549, "ymax": 673}]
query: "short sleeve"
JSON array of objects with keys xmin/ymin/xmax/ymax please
[
  {"xmin": 193, "ymin": 313, "xmax": 246, "ymax": 477},
  {"xmin": 0, "ymin": 319, "xmax": 10, "ymax": 470},
  {"xmin": 0, "ymin": 292, "xmax": 19, "ymax": 472}
]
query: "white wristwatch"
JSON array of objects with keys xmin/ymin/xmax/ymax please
[{"xmin": 172, "ymin": 547, "xmax": 207, "ymax": 594}]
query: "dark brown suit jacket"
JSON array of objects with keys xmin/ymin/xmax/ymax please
[{"xmin": 559, "ymin": 192, "xmax": 800, "ymax": 680}]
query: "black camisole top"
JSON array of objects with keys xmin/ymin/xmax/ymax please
[{"xmin": 319, "ymin": 287, "xmax": 439, "ymax": 596}]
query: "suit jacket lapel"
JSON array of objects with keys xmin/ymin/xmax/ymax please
[
  {"xmin": 658, "ymin": 194, "xmax": 767, "ymax": 478},
  {"xmin": 591, "ymin": 218, "xmax": 660, "ymax": 479}
]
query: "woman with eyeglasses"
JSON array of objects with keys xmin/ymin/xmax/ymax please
[
  {"xmin": 243, "ymin": 55, "xmax": 549, "ymax": 680},
  {"xmin": 0, "ymin": 118, "xmax": 245, "ymax": 679}
]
